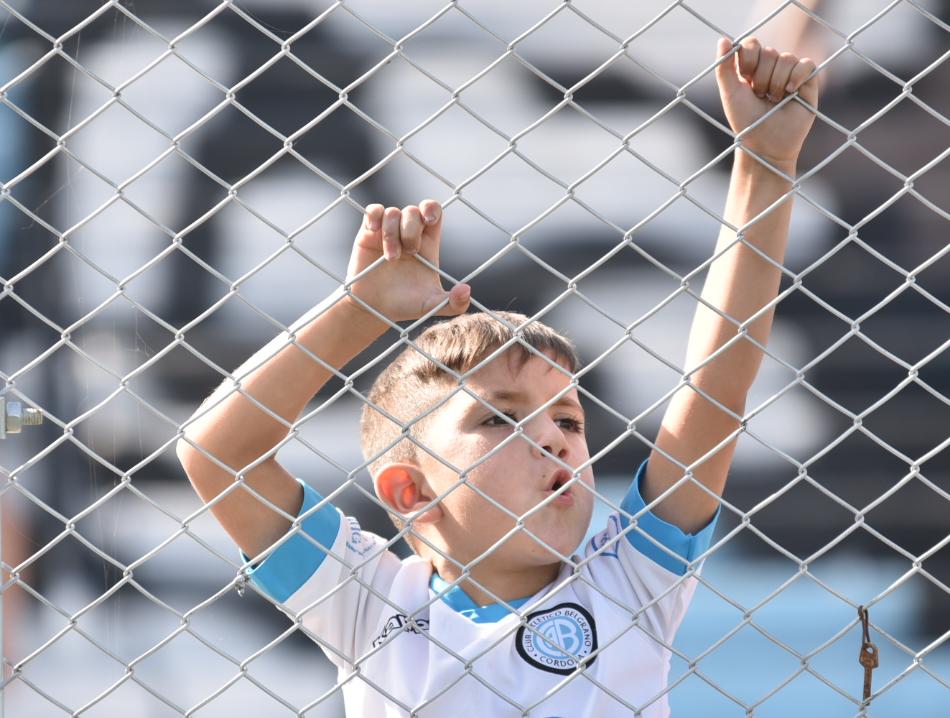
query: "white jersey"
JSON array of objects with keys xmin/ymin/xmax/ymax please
[{"xmin": 239, "ymin": 459, "xmax": 719, "ymax": 717}]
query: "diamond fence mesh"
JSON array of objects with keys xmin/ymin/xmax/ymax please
[{"xmin": 1, "ymin": 0, "xmax": 948, "ymax": 716}]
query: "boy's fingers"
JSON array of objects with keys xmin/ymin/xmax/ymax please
[
  {"xmin": 419, "ymin": 199, "xmax": 441, "ymax": 227},
  {"xmin": 789, "ymin": 58, "xmax": 819, "ymax": 105},
  {"xmin": 737, "ymin": 36, "xmax": 761, "ymax": 81},
  {"xmin": 715, "ymin": 37, "xmax": 741, "ymax": 91},
  {"xmin": 417, "ymin": 199, "xmax": 443, "ymax": 259},
  {"xmin": 769, "ymin": 52, "xmax": 798, "ymax": 102},
  {"xmin": 382, "ymin": 207, "xmax": 402, "ymax": 261},
  {"xmin": 786, "ymin": 58, "xmax": 814, "ymax": 91},
  {"xmin": 751, "ymin": 45, "xmax": 778, "ymax": 98},
  {"xmin": 400, "ymin": 205, "xmax": 424, "ymax": 255},
  {"xmin": 431, "ymin": 283, "xmax": 471, "ymax": 317},
  {"xmin": 363, "ymin": 203, "xmax": 384, "ymax": 233},
  {"xmin": 449, "ymin": 283, "xmax": 471, "ymax": 315}
]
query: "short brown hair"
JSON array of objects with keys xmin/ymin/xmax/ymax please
[{"xmin": 359, "ymin": 310, "xmax": 581, "ymax": 550}]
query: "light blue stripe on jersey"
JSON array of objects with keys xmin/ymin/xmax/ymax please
[
  {"xmin": 619, "ymin": 458, "xmax": 720, "ymax": 576},
  {"xmin": 430, "ymin": 573, "xmax": 532, "ymax": 623},
  {"xmin": 238, "ymin": 479, "xmax": 341, "ymax": 603}
]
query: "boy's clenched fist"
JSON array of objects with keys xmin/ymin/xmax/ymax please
[
  {"xmin": 344, "ymin": 200, "xmax": 471, "ymax": 323},
  {"xmin": 715, "ymin": 36, "xmax": 819, "ymax": 167}
]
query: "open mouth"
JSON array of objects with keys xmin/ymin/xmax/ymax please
[{"xmin": 545, "ymin": 470, "xmax": 574, "ymax": 504}]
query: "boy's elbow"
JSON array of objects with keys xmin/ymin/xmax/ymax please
[
  {"xmin": 175, "ymin": 434, "xmax": 225, "ymax": 499},
  {"xmin": 175, "ymin": 436, "xmax": 192, "ymax": 464},
  {"xmin": 175, "ymin": 432, "xmax": 207, "ymax": 476}
]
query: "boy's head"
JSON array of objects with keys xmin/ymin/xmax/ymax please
[{"xmin": 359, "ymin": 311, "xmax": 595, "ymax": 574}]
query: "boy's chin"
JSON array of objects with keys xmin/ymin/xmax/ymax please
[{"xmin": 525, "ymin": 535, "xmax": 583, "ymax": 563}]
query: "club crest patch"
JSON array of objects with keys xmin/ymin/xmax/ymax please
[{"xmin": 515, "ymin": 603, "xmax": 598, "ymax": 675}]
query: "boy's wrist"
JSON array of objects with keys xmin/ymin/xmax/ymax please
[
  {"xmin": 734, "ymin": 147, "xmax": 797, "ymax": 181},
  {"xmin": 336, "ymin": 289, "xmax": 392, "ymax": 337}
]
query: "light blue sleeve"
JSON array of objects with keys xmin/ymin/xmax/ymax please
[
  {"xmin": 238, "ymin": 479, "xmax": 343, "ymax": 603},
  {"xmin": 618, "ymin": 458, "xmax": 720, "ymax": 576}
]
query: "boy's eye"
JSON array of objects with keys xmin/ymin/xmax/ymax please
[
  {"xmin": 485, "ymin": 411, "xmax": 518, "ymax": 426},
  {"xmin": 483, "ymin": 412, "xmax": 584, "ymax": 433},
  {"xmin": 559, "ymin": 418, "xmax": 585, "ymax": 433}
]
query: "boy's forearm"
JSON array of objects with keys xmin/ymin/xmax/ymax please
[
  {"xmin": 642, "ymin": 40, "xmax": 816, "ymax": 533},
  {"xmin": 683, "ymin": 150, "xmax": 797, "ymax": 410},
  {"xmin": 179, "ymin": 289, "xmax": 388, "ymax": 469}
]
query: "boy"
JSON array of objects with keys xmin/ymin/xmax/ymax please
[{"xmin": 176, "ymin": 37, "xmax": 818, "ymax": 716}]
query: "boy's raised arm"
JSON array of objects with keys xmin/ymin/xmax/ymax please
[
  {"xmin": 176, "ymin": 200, "xmax": 470, "ymax": 562},
  {"xmin": 642, "ymin": 37, "xmax": 820, "ymax": 534}
]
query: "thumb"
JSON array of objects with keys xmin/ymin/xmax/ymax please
[
  {"xmin": 430, "ymin": 283, "xmax": 471, "ymax": 317},
  {"xmin": 714, "ymin": 37, "xmax": 742, "ymax": 94}
]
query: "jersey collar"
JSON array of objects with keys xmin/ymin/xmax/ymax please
[{"xmin": 429, "ymin": 572, "xmax": 532, "ymax": 623}]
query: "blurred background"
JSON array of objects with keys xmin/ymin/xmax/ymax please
[{"xmin": 0, "ymin": 0, "xmax": 947, "ymax": 715}]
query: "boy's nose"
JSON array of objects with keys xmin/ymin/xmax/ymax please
[
  {"xmin": 535, "ymin": 443, "xmax": 568, "ymax": 462},
  {"xmin": 528, "ymin": 419, "xmax": 569, "ymax": 462}
]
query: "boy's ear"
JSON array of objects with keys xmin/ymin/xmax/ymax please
[{"xmin": 375, "ymin": 463, "xmax": 443, "ymax": 524}]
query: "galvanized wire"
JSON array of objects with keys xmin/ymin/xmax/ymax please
[{"xmin": 1, "ymin": 0, "xmax": 947, "ymax": 716}]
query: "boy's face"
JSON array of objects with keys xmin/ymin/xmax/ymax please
[{"xmin": 415, "ymin": 349, "xmax": 595, "ymax": 571}]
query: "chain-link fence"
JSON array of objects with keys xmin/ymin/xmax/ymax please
[{"xmin": 1, "ymin": 0, "xmax": 948, "ymax": 716}]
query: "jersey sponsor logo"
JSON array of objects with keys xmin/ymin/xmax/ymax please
[
  {"xmin": 371, "ymin": 613, "xmax": 430, "ymax": 648},
  {"xmin": 515, "ymin": 602, "xmax": 598, "ymax": 675}
]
